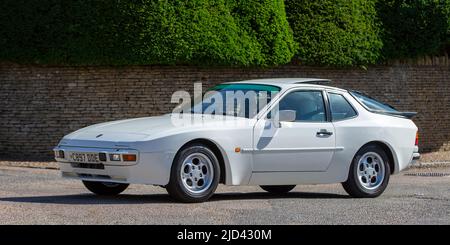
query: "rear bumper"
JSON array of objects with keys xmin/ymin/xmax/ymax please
[{"xmin": 410, "ymin": 146, "xmax": 420, "ymax": 166}]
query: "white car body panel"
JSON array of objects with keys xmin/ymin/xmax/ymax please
[
  {"xmin": 252, "ymin": 119, "xmax": 336, "ymax": 172},
  {"xmin": 54, "ymin": 78, "xmax": 419, "ymax": 187}
]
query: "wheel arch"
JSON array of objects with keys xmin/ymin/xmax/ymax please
[
  {"xmin": 175, "ymin": 138, "xmax": 229, "ymax": 184},
  {"xmin": 358, "ymin": 141, "xmax": 397, "ymax": 174}
]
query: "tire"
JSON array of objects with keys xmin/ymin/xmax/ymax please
[
  {"xmin": 260, "ymin": 185, "xmax": 296, "ymax": 194},
  {"xmin": 166, "ymin": 144, "xmax": 220, "ymax": 203},
  {"xmin": 82, "ymin": 181, "xmax": 129, "ymax": 196},
  {"xmin": 342, "ymin": 144, "xmax": 391, "ymax": 198}
]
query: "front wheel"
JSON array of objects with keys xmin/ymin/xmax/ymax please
[
  {"xmin": 342, "ymin": 145, "xmax": 391, "ymax": 198},
  {"xmin": 82, "ymin": 181, "xmax": 129, "ymax": 196},
  {"xmin": 166, "ymin": 144, "xmax": 220, "ymax": 203},
  {"xmin": 260, "ymin": 185, "xmax": 296, "ymax": 194}
]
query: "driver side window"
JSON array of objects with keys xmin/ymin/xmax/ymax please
[{"xmin": 278, "ymin": 90, "xmax": 326, "ymax": 122}]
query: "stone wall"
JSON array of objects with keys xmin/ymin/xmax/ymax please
[{"xmin": 0, "ymin": 63, "xmax": 449, "ymax": 160}]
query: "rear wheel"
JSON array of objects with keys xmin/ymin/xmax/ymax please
[
  {"xmin": 166, "ymin": 144, "xmax": 220, "ymax": 203},
  {"xmin": 260, "ymin": 185, "xmax": 296, "ymax": 194},
  {"xmin": 82, "ymin": 181, "xmax": 129, "ymax": 196},
  {"xmin": 342, "ymin": 144, "xmax": 391, "ymax": 198}
]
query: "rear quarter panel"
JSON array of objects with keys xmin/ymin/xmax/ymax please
[{"xmin": 330, "ymin": 98, "xmax": 417, "ymax": 181}]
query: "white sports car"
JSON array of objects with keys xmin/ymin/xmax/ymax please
[{"xmin": 54, "ymin": 78, "xmax": 420, "ymax": 202}]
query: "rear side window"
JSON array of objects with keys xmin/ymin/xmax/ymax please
[
  {"xmin": 350, "ymin": 91, "xmax": 398, "ymax": 113},
  {"xmin": 328, "ymin": 93, "xmax": 357, "ymax": 120}
]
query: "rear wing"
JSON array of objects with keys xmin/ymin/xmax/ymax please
[{"xmin": 371, "ymin": 110, "xmax": 417, "ymax": 119}]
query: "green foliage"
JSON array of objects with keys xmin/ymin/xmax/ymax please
[
  {"xmin": 377, "ymin": 0, "xmax": 449, "ymax": 59},
  {"xmin": 285, "ymin": 0, "xmax": 382, "ymax": 66},
  {"xmin": 0, "ymin": 0, "xmax": 296, "ymax": 66},
  {"xmin": 0, "ymin": 0, "xmax": 142, "ymax": 65},
  {"xmin": 1, "ymin": 0, "xmax": 447, "ymax": 66},
  {"xmin": 445, "ymin": 0, "xmax": 450, "ymax": 53}
]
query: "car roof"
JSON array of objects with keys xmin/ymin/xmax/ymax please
[
  {"xmin": 225, "ymin": 78, "xmax": 347, "ymax": 91},
  {"xmin": 224, "ymin": 78, "xmax": 347, "ymax": 92},
  {"xmin": 228, "ymin": 78, "xmax": 331, "ymax": 84}
]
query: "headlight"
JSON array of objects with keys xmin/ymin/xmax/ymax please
[
  {"xmin": 55, "ymin": 150, "xmax": 65, "ymax": 159},
  {"xmin": 109, "ymin": 154, "xmax": 121, "ymax": 161}
]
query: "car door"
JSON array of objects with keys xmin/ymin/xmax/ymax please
[{"xmin": 252, "ymin": 89, "xmax": 336, "ymax": 172}]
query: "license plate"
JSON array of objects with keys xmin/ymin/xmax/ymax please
[{"xmin": 69, "ymin": 152, "xmax": 100, "ymax": 163}]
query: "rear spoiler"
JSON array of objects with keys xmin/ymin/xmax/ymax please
[{"xmin": 371, "ymin": 110, "xmax": 417, "ymax": 119}]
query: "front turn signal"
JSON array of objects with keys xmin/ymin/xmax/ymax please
[{"xmin": 122, "ymin": 154, "xmax": 137, "ymax": 161}]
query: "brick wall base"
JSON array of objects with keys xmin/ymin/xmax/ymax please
[{"xmin": 1, "ymin": 63, "xmax": 449, "ymax": 160}]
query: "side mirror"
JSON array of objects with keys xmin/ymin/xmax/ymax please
[
  {"xmin": 275, "ymin": 110, "xmax": 296, "ymax": 123},
  {"xmin": 278, "ymin": 110, "xmax": 297, "ymax": 122}
]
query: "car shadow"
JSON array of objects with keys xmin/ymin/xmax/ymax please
[
  {"xmin": 0, "ymin": 191, "xmax": 349, "ymax": 205},
  {"xmin": 0, "ymin": 193, "xmax": 171, "ymax": 205},
  {"xmin": 210, "ymin": 192, "xmax": 349, "ymax": 202}
]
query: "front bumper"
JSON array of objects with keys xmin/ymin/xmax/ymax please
[
  {"xmin": 54, "ymin": 145, "xmax": 173, "ymax": 185},
  {"xmin": 54, "ymin": 145, "xmax": 139, "ymax": 166}
]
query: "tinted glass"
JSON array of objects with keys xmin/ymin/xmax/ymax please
[
  {"xmin": 278, "ymin": 91, "xmax": 326, "ymax": 122},
  {"xmin": 190, "ymin": 84, "xmax": 281, "ymax": 118},
  {"xmin": 350, "ymin": 91, "xmax": 398, "ymax": 113},
  {"xmin": 329, "ymin": 93, "xmax": 357, "ymax": 120}
]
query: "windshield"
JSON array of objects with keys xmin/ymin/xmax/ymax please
[
  {"xmin": 350, "ymin": 91, "xmax": 398, "ymax": 113},
  {"xmin": 190, "ymin": 83, "xmax": 280, "ymax": 118}
]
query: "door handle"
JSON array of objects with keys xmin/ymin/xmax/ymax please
[{"xmin": 316, "ymin": 129, "xmax": 333, "ymax": 136}]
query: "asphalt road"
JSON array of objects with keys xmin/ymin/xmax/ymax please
[{"xmin": 0, "ymin": 165, "xmax": 449, "ymax": 225}]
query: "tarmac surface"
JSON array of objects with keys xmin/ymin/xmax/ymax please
[{"xmin": 0, "ymin": 165, "xmax": 449, "ymax": 224}]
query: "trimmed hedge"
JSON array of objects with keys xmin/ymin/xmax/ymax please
[
  {"xmin": 0, "ymin": 0, "xmax": 296, "ymax": 66},
  {"xmin": 285, "ymin": 0, "xmax": 382, "ymax": 66},
  {"xmin": 377, "ymin": 0, "xmax": 449, "ymax": 59},
  {"xmin": 1, "ymin": 0, "xmax": 448, "ymax": 66},
  {"xmin": 445, "ymin": 0, "xmax": 450, "ymax": 54},
  {"xmin": 0, "ymin": 1, "xmax": 143, "ymax": 65}
]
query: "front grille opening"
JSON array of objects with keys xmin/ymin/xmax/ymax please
[
  {"xmin": 77, "ymin": 173, "xmax": 111, "ymax": 179},
  {"xmin": 71, "ymin": 162, "xmax": 105, "ymax": 169}
]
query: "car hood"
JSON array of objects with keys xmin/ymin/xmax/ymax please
[{"xmin": 63, "ymin": 114, "xmax": 253, "ymax": 142}]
